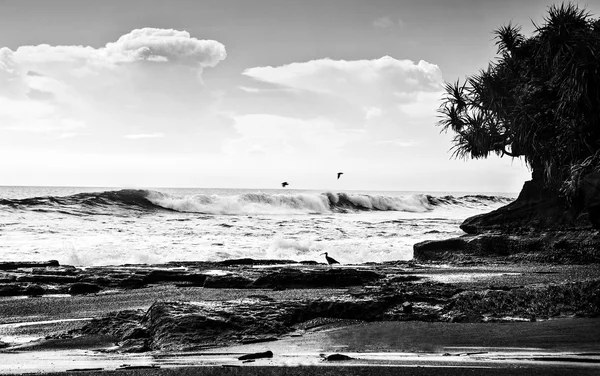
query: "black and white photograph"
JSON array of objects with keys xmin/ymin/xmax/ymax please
[{"xmin": 0, "ymin": 0, "xmax": 599, "ymax": 374}]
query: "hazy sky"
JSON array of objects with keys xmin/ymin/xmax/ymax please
[{"xmin": 1, "ymin": 0, "xmax": 598, "ymax": 192}]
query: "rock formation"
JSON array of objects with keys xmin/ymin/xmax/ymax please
[{"xmin": 414, "ymin": 174, "xmax": 600, "ymax": 263}]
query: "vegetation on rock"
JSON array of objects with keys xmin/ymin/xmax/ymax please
[{"xmin": 438, "ymin": 2, "xmax": 600, "ymax": 198}]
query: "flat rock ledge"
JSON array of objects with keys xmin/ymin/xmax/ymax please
[
  {"xmin": 414, "ymin": 231, "xmax": 600, "ymax": 263},
  {"xmin": 0, "ymin": 260, "xmax": 382, "ymax": 297},
  {"xmin": 74, "ymin": 277, "xmax": 600, "ymax": 352}
]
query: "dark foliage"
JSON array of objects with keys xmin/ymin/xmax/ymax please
[{"xmin": 438, "ymin": 3, "xmax": 600, "ymax": 196}]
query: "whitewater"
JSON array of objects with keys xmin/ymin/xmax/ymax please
[{"xmin": 0, "ymin": 187, "xmax": 515, "ymax": 266}]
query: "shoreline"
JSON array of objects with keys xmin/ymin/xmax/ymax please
[{"xmin": 1, "ymin": 259, "xmax": 599, "ymax": 374}]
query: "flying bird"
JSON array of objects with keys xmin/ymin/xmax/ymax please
[
  {"xmin": 281, "ymin": 182, "xmax": 289, "ymax": 188},
  {"xmin": 321, "ymin": 252, "xmax": 340, "ymax": 267},
  {"xmin": 337, "ymin": 172, "xmax": 343, "ymax": 179}
]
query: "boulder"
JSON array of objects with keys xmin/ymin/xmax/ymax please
[{"xmin": 69, "ymin": 282, "xmax": 101, "ymax": 295}]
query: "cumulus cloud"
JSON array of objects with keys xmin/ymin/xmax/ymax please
[
  {"xmin": 240, "ymin": 56, "xmax": 445, "ymax": 158},
  {"xmin": 243, "ymin": 56, "xmax": 442, "ymax": 104},
  {"xmin": 0, "ymin": 28, "xmax": 229, "ymax": 150},
  {"xmin": 104, "ymin": 28, "xmax": 226, "ymax": 66},
  {"xmin": 12, "ymin": 28, "xmax": 225, "ymax": 69}
]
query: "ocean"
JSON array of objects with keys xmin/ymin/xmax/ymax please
[{"xmin": 0, "ymin": 186, "xmax": 516, "ymax": 266}]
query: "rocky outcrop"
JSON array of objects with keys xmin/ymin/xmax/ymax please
[
  {"xmin": 0, "ymin": 260, "xmax": 385, "ymax": 297},
  {"xmin": 79, "ymin": 291, "xmax": 403, "ymax": 352},
  {"xmin": 414, "ymin": 177, "xmax": 600, "ymax": 263}
]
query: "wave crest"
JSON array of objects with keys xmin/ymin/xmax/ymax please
[{"xmin": 0, "ymin": 189, "xmax": 514, "ymax": 215}]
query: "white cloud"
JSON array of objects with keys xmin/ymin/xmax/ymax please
[
  {"xmin": 243, "ymin": 56, "xmax": 442, "ymax": 104},
  {"xmin": 124, "ymin": 133, "xmax": 165, "ymax": 139},
  {"xmin": 241, "ymin": 56, "xmax": 444, "ymax": 150},
  {"xmin": 13, "ymin": 28, "xmax": 225, "ymax": 69},
  {"xmin": 0, "ymin": 28, "xmax": 229, "ymax": 150}
]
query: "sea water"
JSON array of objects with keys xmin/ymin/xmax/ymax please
[{"xmin": 0, "ymin": 187, "xmax": 516, "ymax": 266}]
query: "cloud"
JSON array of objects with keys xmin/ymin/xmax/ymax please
[
  {"xmin": 243, "ymin": 56, "xmax": 442, "ymax": 103},
  {"xmin": 240, "ymin": 56, "xmax": 445, "ymax": 159},
  {"xmin": 0, "ymin": 28, "xmax": 231, "ymax": 153},
  {"xmin": 373, "ymin": 16, "xmax": 404, "ymax": 29},
  {"xmin": 124, "ymin": 133, "xmax": 165, "ymax": 139},
  {"xmin": 104, "ymin": 28, "xmax": 226, "ymax": 66},
  {"xmin": 12, "ymin": 28, "xmax": 225, "ymax": 69}
]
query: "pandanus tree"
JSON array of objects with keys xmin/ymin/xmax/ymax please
[{"xmin": 438, "ymin": 3, "xmax": 600, "ymax": 199}]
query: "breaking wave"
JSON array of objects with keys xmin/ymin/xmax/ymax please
[{"xmin": 0, "ymin": 189, "xmax": 514, "ymax": 216}]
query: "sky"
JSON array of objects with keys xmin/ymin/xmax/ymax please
[{"xmin": 1, "ymin": 0, "xmax": 598, "ymax": 193}]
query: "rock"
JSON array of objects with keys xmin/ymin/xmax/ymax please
[
  {"xmin": 322, "ymin": 353, "xmax": 354, "ymax": 361},
  {"xmin": 16, "ymin": 274, "xmax": 79, "ymax": 284},
  {"xmin": 119, "ymin": 338, "xmax": 150, "ymax": 353},
  {"xmin": 0, "ymin": 341, "xmax": 10, "ymax": 349},
  {"xmin": 142, "ymin": 270, "xmax": 207, "ymax": 285},
  {"xmin": 0, "ymin": 284, "xmax": 23, "ymax": 296},
  {"xmin": 0, "ymin": 260, "xmax": 59, "ymax": 270},
  {"xmin": 0, "ymin": 274, "xmax": 16, "ymax": 283},
  {"xmin": 252, "ymin": 268, "xmax": 383, "ymax": 289},
  {"xmin": 402, "ymin": 301, "xmax": 413, "ymax": 314},
  {"xmin": 238, "ymin": 350, "xmax": 273, "ymax": 360},
  {"xmin": 580, "ymin": 171, "xmax": 600, "ymax": 228},
  {"xmin": 24, "ymin": 284, "xmax": 45, "ymax": 296},
  {"xmin": 414, "ymin": 232, "xmax": 600, "ymax": 263},
  {"xmin": 218, "ymin": 258, "xmax": 296, "ymax": 266},
  {"xmin": 414, "ymin": 178, "xmax": 600, "ymax": 263},
  {"xmin": 203, "ymin": 274, "xmax": 253, "ymax": 288},
  {"xmin": 69, "ymin": 282, "xmax": 101, "ymax": 295}
]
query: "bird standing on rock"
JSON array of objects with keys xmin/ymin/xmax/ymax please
[{"xmin": 321, "ymin": 252, "xmax": 340, "ymax": 267}]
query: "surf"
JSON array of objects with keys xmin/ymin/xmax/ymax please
[{"xmin": 0, "ymin": 189, "xmax": 514, "ymax": 216}]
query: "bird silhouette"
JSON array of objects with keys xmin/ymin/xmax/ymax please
[
  {"xmin": 321, "ymin": 252, "xmax": 340, "ymax": 267},
  {"xmin": 281, "ymin": 182, "xmax": 289, "ymax": 188},
  {"xmin": 337, "ymin": 172, "xmax": 343, "ymax": 179}
]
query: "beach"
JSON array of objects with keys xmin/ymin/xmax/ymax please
[{"xmin": 1, "ymin": 260, "xmax": 599, "ymax": 375}]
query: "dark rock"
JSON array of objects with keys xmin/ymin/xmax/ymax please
[
  {"xmin": 24, "ymin": 284, "xmax": 45, "ymax": 296},
  {"xmin": 240, "ymin": 337, "xmax": 278, "ymax": 344},
  {"xmin": 203, "ymin": 274, "xmax": 253, "ymax": 288},
  {"xmin": 0, "ymin": 260, "xmax": 59, "ymax": 270},
  {"xmin": 252, "ymin": 268, "xmax": 383, "ymax": 289},
  {"xmin": 402, "ymin": 301, "xmax": 413, "ymax": 314},
  {"xmin": 460, "ymin": 180, "xmax": 584, "ymax": 234},
  {"xmin": 143, "ymin": 270, "xmax": 206, "ymax": 285},
  {"xmin": 79, "ymin": 310, "xmax": 145, "ymax": 338},
  {"xmin": 414, "ymin": 232, "xmax": 600, "ymax": 263},
  {"xmin": 69, "ymin": 282, "xmax": 101, "ymax": 295},
  {"xmin": 323, "ymin": 353, "xmax": 354, "ymax": 361},
  {"xmin": 580, "ymin": 171, "xmax": 600, "ymax": 228},
  {"xmin": 238, "ymin": 350, "xmax": 273, "ymax": 360},
  {"xmin": 415, "ymin": 178, "xmax": 600, "ymax": 263},
  {"xmin": 119, "ymin": 338, "xmax": 150, "ymax": 353},
  {"xmin": 218, "ymin": 258, "xmax": 296, "ymax": 266},
  {"xmin": 0, "ymin": 284, "xmax": 23, "ymax": 296},
  {"xmin": 0, "ymin": 341, "xmax": 10, "ymax": 349},
  {"xmin": 16, "ymin": 274, "xmax": 79, "ymax": 284}
]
